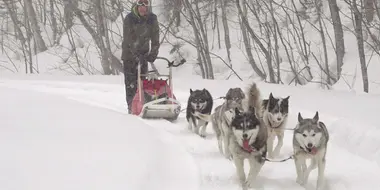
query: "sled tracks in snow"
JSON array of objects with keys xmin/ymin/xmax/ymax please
[{"xmin": 1, "ymin": 80, "xmax": 380, "ymax": 190}]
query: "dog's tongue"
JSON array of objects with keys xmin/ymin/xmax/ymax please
[
  {"xmin": 243, "ymin": 139, "xmax": 250, "ymax": 149},
  {"xmin": 311, "ymin": 147, "xmax": 318, "ymax": 155}
]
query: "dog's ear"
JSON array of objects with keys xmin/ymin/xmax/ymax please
[
  {"xmin": 190, "ymin": 88, "xmax": 193, "ymax": 94},
  {"xmin": 269, "ymin": 92, "xmax": 274, "ymax": 99},
  {"xmin": 284, "ymin": 96, "xmax": 290, "ymax": 101},
  {"xmin": 268, "ymin": 93, "xmax": 274, "ymax": 104},
  {"xmin": 225, "ymin": 88, "xmax": 233, "ymax": 99},
  {"xmin": 312, "ymin": 111, "xmax": 319, "ymax": 123},
  {"xmin": 298, "ymin": 112, "xmax": 303, "ymax": 123},
  {"xmin": 202, "ymin": 88, "xmax": 208, "ymax": 95}
]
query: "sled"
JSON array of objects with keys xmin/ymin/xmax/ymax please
[{"xmin": 130, "ymin": 54, "xmax": 185, "ymax": 121}]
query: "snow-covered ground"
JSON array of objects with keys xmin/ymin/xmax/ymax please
[
  {"xmin": 1, "ymin": 74, "xmax": 380, "ymax": 190},
  {"xmin": 0, "ymin": 84, "xmax": 199, "ymax": 190}
]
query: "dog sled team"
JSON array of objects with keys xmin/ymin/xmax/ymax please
[
  {"xmin": 186, "ymin": 82, "xmax": 329, "ymax": 190},
  {"xmin": 119, "ymin": 2, "xmax": 328, "ymax": 189}
]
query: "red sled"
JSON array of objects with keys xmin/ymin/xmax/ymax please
[{"xmin": 131, "ymin": 56, "xmax": 185, "ymax": 121}]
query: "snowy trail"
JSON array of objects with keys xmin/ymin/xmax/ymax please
[
  {"xmin": 1, "ymin": 78, "xmax": 380, "ymax": 190},
  {"xmin": 0, "ymin": 86, "xmax": 200, "ymax": 190}
]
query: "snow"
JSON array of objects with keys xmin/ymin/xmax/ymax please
[
  {"xmin": 2, "ymin": 0, "xmax": 380, "ymax": 94},
  {"xmin": 0, "ymin": 85, "xmax": 199, "ymax": 190},
  {"xmin": 1, "ymin": 74, "xmax": 380, "ymax": 190},
  {"xmin": 1, "ymin": 0, "xmax": 380, "ymax": 188}
]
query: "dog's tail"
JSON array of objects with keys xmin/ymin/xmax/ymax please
[
  {"xmin": 193, "ymin": 111, "xmax": 212, "ymax": 122},
  {"xmin": 247, "ymin": 82, "xmax": 262, "ymax": 116}
]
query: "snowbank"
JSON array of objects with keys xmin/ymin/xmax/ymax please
[
  {"xmin": 2, "ymin": 74, "xmax": 380, "ymax": 166},
  {"xmin": 0, "ymin": 87, "xmax": 199, "ymax": 190},
  {"xmin": 1, "ymin": 76, "xmax": 380, "ymax": 189}
]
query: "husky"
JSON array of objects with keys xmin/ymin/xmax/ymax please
[
  {"xmin": 210, "ymin": 87, "xmax": 245, "ymax": 158},
  {"xmin": 293, "ymin": 112, "xmax": 329, "ymax": 190},
  {"xmin": 261, "ymin": 93, "xmax": 290, "ymax": 158},
  {"xmin": 186, "ymin": 88, "xmax": 213, "ymax": 137},
  {"xmin": 229, "ymin": 106, "xmax": 268, "ymax": 190}
]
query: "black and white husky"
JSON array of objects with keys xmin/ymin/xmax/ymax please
[
  {"xmin": 186, "ymin": 88, "xmax": 213, "ymax": 137},
  {"xmin": 293, "ymin": 112, "xmax": 329, "ymax": 190},
  {"xmin": 261, "ymin": 93, "xmax": 290, "ymax": 158}
]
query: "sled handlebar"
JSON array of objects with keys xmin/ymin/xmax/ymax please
[{"xmin": 155, "ymin": 56, "xmax": 186, "ymax": 68}]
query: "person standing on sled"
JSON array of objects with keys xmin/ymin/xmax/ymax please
[{"xmin": 121, "ymin": 0, "xmax": 160, "ymax": 113}]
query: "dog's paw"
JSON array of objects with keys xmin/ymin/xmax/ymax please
[
  {"xmin": 296, "ymin": 177, "xmax": 304, "ymax": 185},
  {"xmin": 238, "ymin": 181, "xmax": 248, "ymax": 190},
  {"xmin": 241, "ymin": 184, "xmax": 248, "ymax": 190},
  {"xmin": 199, "ymin": 131, "xmax": 207, "ymax": 138},
  {"xmin": 245, "ymin": 179, "xmax": 254, "ymax": 188},
  {"xmin": 224, "ymin": 154, "xmax": 233, "ymax": 160},
  {"xmin": 316, "ymin": 179, "xmax": 324, "ymax": 190}
]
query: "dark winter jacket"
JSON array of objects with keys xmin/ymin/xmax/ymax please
[{"xmin": 121, "ymin": 4, "xmax": 160, "ymax": 63}]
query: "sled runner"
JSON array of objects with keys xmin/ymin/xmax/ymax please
[{"xmin": 130, "ymin": 54, "xmax": 185, "ymax": 121}]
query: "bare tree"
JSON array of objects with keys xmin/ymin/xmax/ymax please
[
  {"xmin": 328, "ymin": 0, "xmax": 345, "ymax": 79},
  {"xmin": 66, "ymin": 0, "xmax": 122, "ymax": 75},
  {"xmin": 235, "ymin": 0, "xmax": 267, "ymax": 80},
  {"xmin": 182, "ymin": 0, "xmax": 214, "ymax": 79},
  {"xmin": 50, "ymin": 0, "xmax": 58, "ymax": 44},
  {"xmin": 220, "ymin": 0, "xmax": 231, "ymax": 62},
  {"xmin": 350, "ymin": 0, "xmax": 369, "ymax": 92},
  {"xmin": 24, "ymin": 0, "xmax": 47, "ymax": 52}
]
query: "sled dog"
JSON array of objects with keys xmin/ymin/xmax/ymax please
[
  {"xmin": 293, "ymin": 112, "xmax": 329, "ymax": 190},
  {"xmin": 229, "ymin": 106, "xmax": 267, "ymax": 190},
  {"xmin": 210, "ymin": 87, "xmax": 245, "ymax": 158},
  {"xmin": 261, "ymin": 93, "xmax": 290, "ymax": 158},
  {"xmin": 186, "ymin": 88, "xmax": 213, "ymax": 137}
]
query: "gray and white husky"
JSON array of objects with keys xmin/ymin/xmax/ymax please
[
  {"xmin": 211, "ymin": 87, "xmax": 245, "ymax": 159},
  {"xmin": 261, "ymin": 93, "xmax": 290, "ymax": 158},
  {"xmin": 229, "ymin": 106, "xmax": 268, "ymax": 190},
  {"xmin": 293, "ymin": 112, "xmax": 329, "ymax": 190}
]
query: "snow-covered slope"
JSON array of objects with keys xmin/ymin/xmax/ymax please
[
  {"xmin": 0, "ymin": 86, "xmax": 199, "ymax": 190},
  {"xmin": 1, "ymin": 75, "xmax": 380, "ymax": 190}
]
